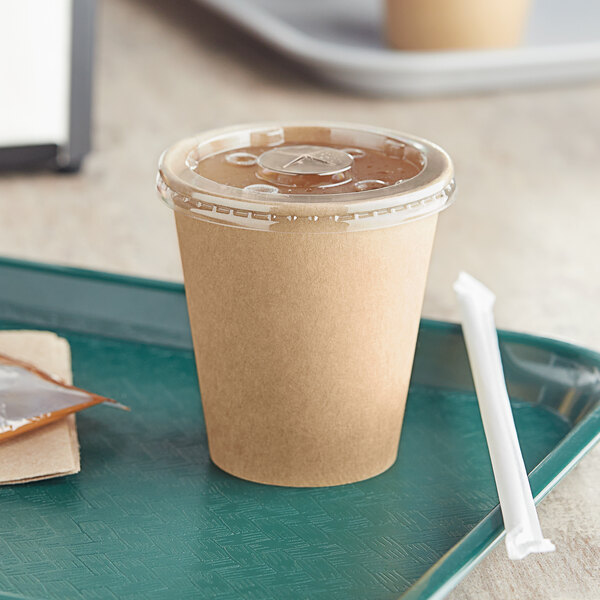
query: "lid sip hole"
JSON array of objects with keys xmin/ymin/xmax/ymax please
[
  {"xmin": 342, "ymin": 148, "xmax": 366, "ymax": 159},
  {"xmin": 226, "ymin": 152, "xmax": 258, "ymax": 166},
  {"xmin": 355, "ymin": 179, "xmax": 387, "ymax": 191},
  {"xmin": 244, "ymin": 183, "xmax": 280, "ymax": 194}
]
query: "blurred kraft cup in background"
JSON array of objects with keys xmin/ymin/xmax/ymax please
[
  {"xmin": 386, "ymin": 0, "xmax": 532, "ymax": 50},
  {"xmin": 157, "ymin": 123, "xmax": 455, "ymax": 487}
]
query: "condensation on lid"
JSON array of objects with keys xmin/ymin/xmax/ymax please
[{"xmin": 157, "ymin": 122, "xmax": 455, "ymax": 232}]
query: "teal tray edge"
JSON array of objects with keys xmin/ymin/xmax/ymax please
[
  {"xmin": 406, "ymin": 416, "xmax": 600, "ymax": 600},
  {"xmin": 2, "ymin": 254, "xmax": 600, "ymax": 362},
  {"xmin": 0, "ymin": 255, "xmax": 599, "ymax": 600}
]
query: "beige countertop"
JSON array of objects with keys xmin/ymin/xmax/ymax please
[{"xmin": 0, "ymin": 0, "xmax": 598, "ymax": 597}]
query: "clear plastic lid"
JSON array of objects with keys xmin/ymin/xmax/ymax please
[{"xmin": 157, "ymin": 122, "xmax": 455, "ymax": 232}]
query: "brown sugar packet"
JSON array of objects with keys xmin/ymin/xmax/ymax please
[{"xmin": 0, "ymin": 331, "xmax": 124, "ymax": 484}]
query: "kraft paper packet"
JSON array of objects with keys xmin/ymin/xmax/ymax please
[{"xmin": 0, "ymin": 330, "xmax": 80, "ymax": 485}]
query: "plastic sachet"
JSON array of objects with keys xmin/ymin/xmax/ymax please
[{"xmin": 0, "ymin": 353, "xmax": 127, "ymax": 443}]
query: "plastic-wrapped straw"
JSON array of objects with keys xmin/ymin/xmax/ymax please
[{"xmin": 454, "ymin": 272, "xmax": 555, "ymax": 560}]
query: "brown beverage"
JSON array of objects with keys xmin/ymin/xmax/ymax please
[{"xmin": 157, "ymin": 123, "xmax": 455, "ymax": 487}]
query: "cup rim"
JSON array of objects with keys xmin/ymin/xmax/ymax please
[{"xmin": 157, "ymin": 121, "xmax": 455, "ymax": 232}]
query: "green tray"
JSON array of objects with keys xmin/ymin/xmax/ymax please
[{"xmin": 0, "ymin": 257, "xmax": 598, "ymax": 600}]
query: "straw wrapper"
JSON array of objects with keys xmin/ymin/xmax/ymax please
[{"xmin": 454, "ymin": 272, "xmax": 555, "ymax": 560}]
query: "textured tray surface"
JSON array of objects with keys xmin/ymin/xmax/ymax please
[{"xmin": 0, "ymin": 258, "xmax": 598, "ymax": 600}]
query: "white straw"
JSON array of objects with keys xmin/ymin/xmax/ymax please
[{"xmin": 453, "ymin": 272, "xmax": 555, "ymax": 560}]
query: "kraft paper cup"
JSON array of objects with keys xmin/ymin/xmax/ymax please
[
  {"xmin": 157, "ymin": 123, "xmax": 455, "ymax": 487},
  {"xmin": 385, "ymin": 0, "xmax": 532, "ymax": 50}
]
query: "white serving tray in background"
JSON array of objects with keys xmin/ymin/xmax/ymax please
[{"xmin": 197, "ymin": 0, "xmax": 600, "ymax": 96}]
